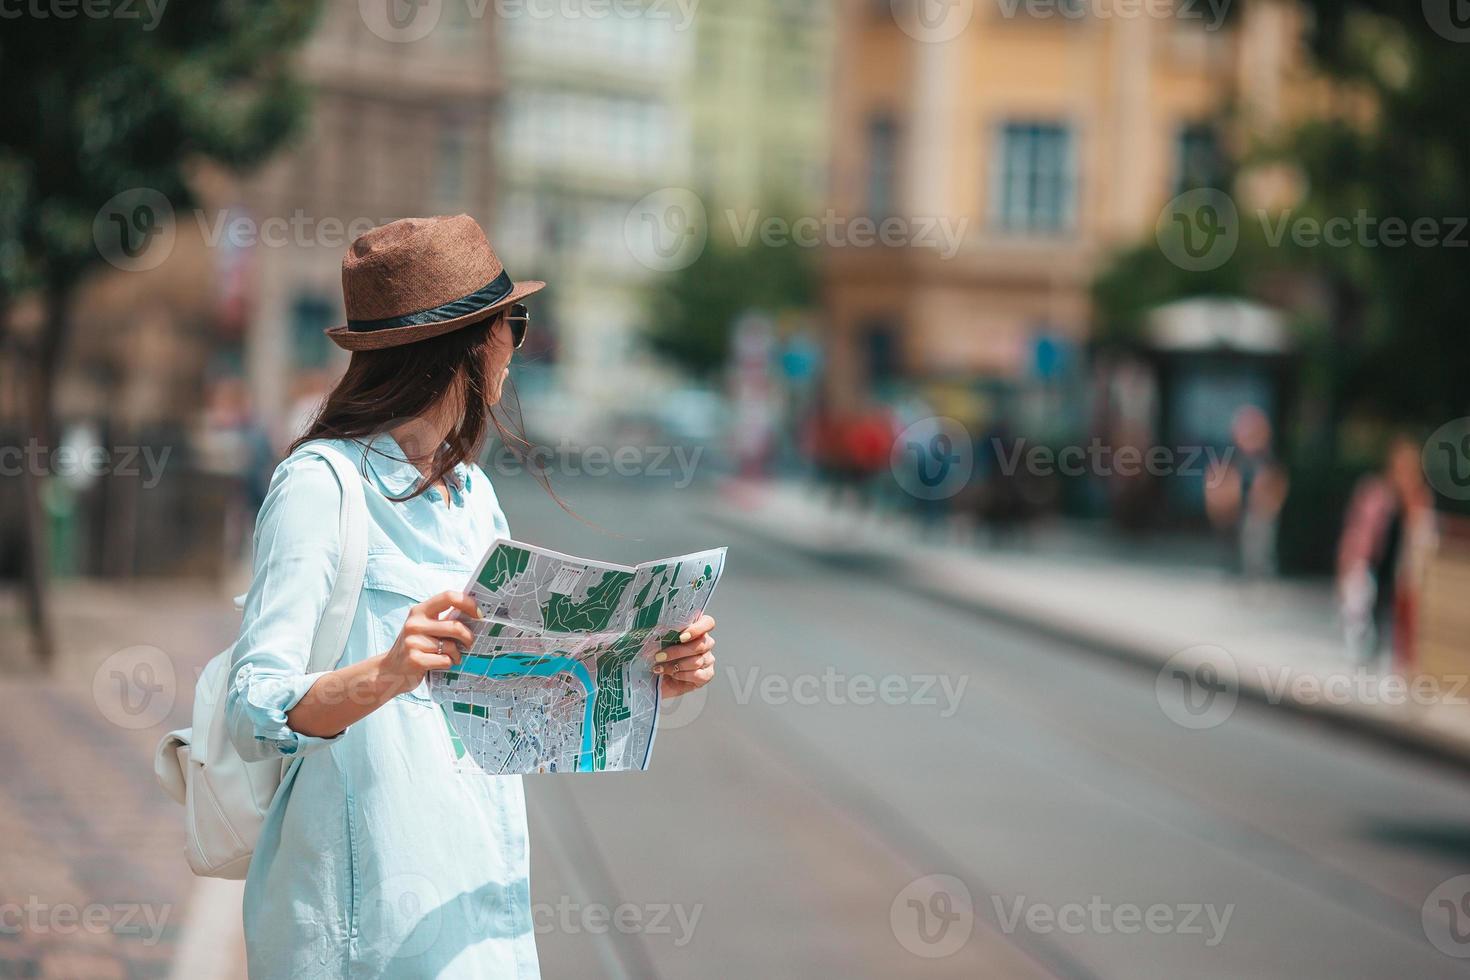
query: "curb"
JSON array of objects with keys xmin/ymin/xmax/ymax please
[
  {"xmin": 706, "ymin": 503, "xmax": 1470, "ymax": 774},
  {"xmin": 168, "ymin": 876, "xmax": 246, "ymax": 980}
]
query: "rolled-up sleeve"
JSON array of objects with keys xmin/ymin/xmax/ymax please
[{"xmin": 226, "ymin": 452, "xmax": 349, "ymax": 760}]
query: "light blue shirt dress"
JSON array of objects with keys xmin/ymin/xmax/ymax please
[{"xmin": 226, "ymin": 435, "xmax": 540, "ymax": 979}]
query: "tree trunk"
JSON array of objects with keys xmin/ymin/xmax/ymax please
[
  {"xmin": 15, "ymin": 278, "xmax": 74, "ymax": 666},
  {"xmin": 0, "ymin": 291, "xmax": 51, "ymax": 668}
]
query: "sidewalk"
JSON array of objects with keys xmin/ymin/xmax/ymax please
[
  {"xmin": 0, "ymin": 580, "xmax": 248, "ymax": 980},
  {"xmin": 709, "ymin": 480, "xmax": 1470, "ymax": 767}
]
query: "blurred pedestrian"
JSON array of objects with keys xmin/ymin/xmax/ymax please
[
  {"xmin": 1336, "ymin": 435, "xmax": 1439, "ymax": 665},
  {"xmin": 1204, "ymin": 406, "xmax": 1289, "ymax": 579},
  {"xmin": 842, "ymin": 401, "xmax": 897, "ymax": 512},
  {"xmin": 195, "ymin": 377, "xmax": 273, "ymax": 561}
]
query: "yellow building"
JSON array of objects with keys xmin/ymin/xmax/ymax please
[
  {"xmin": 687, "ymin": 0, "xmax": 834, "ymax": 216},
  {"xmin": 823, "ymin": 0, "xmax": 1312, "ymax": 409}
]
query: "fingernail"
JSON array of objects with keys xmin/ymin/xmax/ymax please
[
  {"xmin": 654, "ymin": 651, "xmax": 668, "ymax": 663},
  {"xmin": 652, "ymin": 666, "xmax": 663, "ymax": 674},
  {"xmin": 678, "ymin": 631, "xmax": 691, "ymax": 644}
]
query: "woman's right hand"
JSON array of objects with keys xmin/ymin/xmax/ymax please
[{"xmin": 380, "ymin": 591, "xmax": 480, "ymax": 696}]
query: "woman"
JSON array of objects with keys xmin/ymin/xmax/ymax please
[
  {"xmin": 225, "ymin": 215, "xmax": 717, "ymax": 978},
  {"xmin": 1337, "ymin": 435, "xmax": 1439, "ymax": 664}
]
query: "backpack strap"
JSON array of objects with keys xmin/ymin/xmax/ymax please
[{"xmin": 297, "ymin": 442, "xmax": 370, "ymax": 675}]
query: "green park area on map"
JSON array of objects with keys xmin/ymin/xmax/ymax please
[{"xmin": 435, "ymin": 539, "xmax": 726, "ymax": 775}]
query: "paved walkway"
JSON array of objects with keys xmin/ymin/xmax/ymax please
[
  {"xmin": 709, "ymin": 479, "xmax": 1470, "ymax": 767},
  {"xmin": 0, "ymin": 580, "xmax": 246, "ymax": 980}
]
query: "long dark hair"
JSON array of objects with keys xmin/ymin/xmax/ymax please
[{"xmin": 291, "ymin": 315, "xmax": 530, "ymax": 501}]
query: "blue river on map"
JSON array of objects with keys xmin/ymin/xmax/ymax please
[{"xmin": 458, "ymin": 653, "xmax": 597, "ymax": 771}]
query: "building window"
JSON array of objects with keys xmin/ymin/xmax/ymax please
[
  {"xmin": 291, "ymin": 293, "xmax": 334, "ymax": 369},
  {"xmin": 866, "ymin": 115, "xmax": 900, "ymax": 219},
  {"xmin": 992, "ymin": 121, "xmax": 1076, "ymax": 234},
  {"xmin": 861, "ymin": 317, "xmax": 900, "ymax": 388},
  {"xmin": 1175, "ymin": 122, "xmax": 1225, "ymax": 193}
]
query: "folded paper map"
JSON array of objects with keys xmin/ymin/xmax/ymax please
[{"xmin": 430, "ymin": 538, "xmax": 726, "ymax": 775}]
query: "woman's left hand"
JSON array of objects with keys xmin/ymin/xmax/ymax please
[{"xmin": 653, "ymin": 614, "xmax": 716, "ymax": 698}]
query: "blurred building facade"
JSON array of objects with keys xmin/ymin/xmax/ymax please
[
  {"xmin": 687, "ymin": 0, "xmax": 833, "ymax": 215},
  {"xmin": 492, "ymin": 8, "xmax": 693, "ymax": 436},
  {"xmin": 239, "ymin": 1, "xmax": 500, "ymax": 446},
  {"xmin": 494, "ymin": 0, "xmax": 834, "ymax": 438},
  {"xmin": 822, "ymin": 0, "xmax": 1312, "ymax": 415}
]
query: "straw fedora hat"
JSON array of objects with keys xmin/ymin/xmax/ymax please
[{"xmin": 325, "ymin": 214, "xmax": 545, "ymax": 351}]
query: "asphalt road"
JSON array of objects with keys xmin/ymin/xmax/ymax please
[{"xmin": 497, "ymin": 469, "xmax": 1470, "ymax": 980}]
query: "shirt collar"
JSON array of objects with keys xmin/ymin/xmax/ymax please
[{"xmin": 356, "ymin": 432, "xmax": 474, "ymax": 499}]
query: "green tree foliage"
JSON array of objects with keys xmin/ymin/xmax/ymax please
[
  {"xmin": 0, "ymin": 0, "xmax": 321, "ymax": 303},
  {"xmin": 1279, "ymin": 1, "xmax": 1470, "ymax": 425},
  {"xmin": 644, "ymin": 216, "xmax": 816, "ymax": 378},
  {"xmin": 0, "ymin": 0, "xmax": 321, "ymax": 660},
  {"xmin": 1096, "ymin": 2, "xmax": 1470, "ymax": 428}
]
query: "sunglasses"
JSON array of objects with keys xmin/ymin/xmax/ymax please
[{"xmin": 503, "ymin": 303, "xmax": 530, "ymax": 350}]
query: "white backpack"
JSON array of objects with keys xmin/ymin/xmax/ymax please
[{"xmin": 153, "ymin": 443, "xmax": 368, "ymax": 879}]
